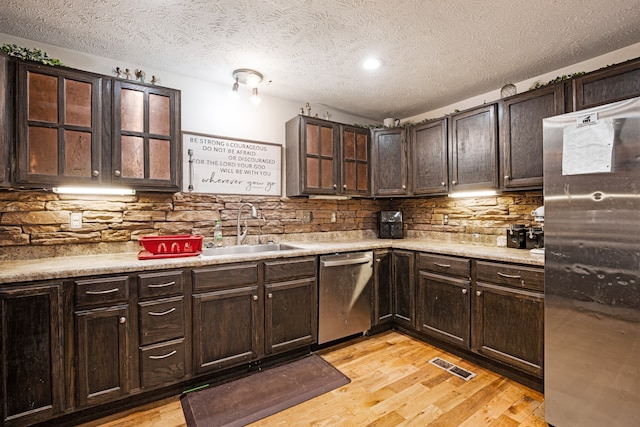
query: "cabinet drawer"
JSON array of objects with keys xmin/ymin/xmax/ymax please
[
  {"xmin": 75, "ymin": 276, "xmax": 129, "ymax": 307},
  {"xmin": 192, "ymin": 263, "xmax": 259, "ymax": 292},
  {"xmin": 139, "ymin": 296, "xmax": 184, "ymax": 345},
  {"xmin": 476, "ymin": 261, "xmax": 543, "ymax": 291},
  {"xmin": 138, "ymin": 270, "xmax": 184, "ymax": 299},
  {"xmin": 140, "ymin": 338, "xmax": 185, "ymax": 389},
  {"xmin": 417, "ymin": 253, "xmax": 470, "ymax": 278},
  {"xmin": 264, "ymin": 257, "xmax": 316, "ymax": 283}
]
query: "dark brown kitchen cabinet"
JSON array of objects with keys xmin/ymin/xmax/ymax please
[
  {"xmin": 137, "ymin": 270, "xmax": 187, "ymax": 389},
  {"xmin": 0, "ymin": 52, "xmax": 12, "ymax": 188},
  {"xmin": 449, "ymin": 103, "xmax": 498, "ymax": 192},
  {"xmin": 191, "ymin": 263, "xmax": 261, "ymax": 373},
  {"xmin": 15, "ymin": 61, "xmax": 105, "ymax": 187},
  {"xmin": 74, "ymin": 276, "xmax": 131, "ymax": 407},
  {"xmin": 417, "ymin": 253, "xmax": 471, "ymax": 348},
  {"xmin": 13, "ymin": 60, "xmax": 181, "ymax": 191},
  {"xmin": 371, "ymin": 127, "xmax": 408, "ymax": 196},
  {"xmin": 473, "ymin": 261, "xmax": 544, "ymax": 378},
  {"xmin": 372, "ymin": 249, "xmax": 393, "ymax": 327},
  {"xmin": 500, "ymin": 84, "xmax": 565, "ymax": 190},
  {"xmin": 0, "ymin": 282, "xmax": 64, "ymax": 427},
  {"xmin": 264, "ymin": 257, "xmax": 317, "ymax": 354},
  {"xmin": 409, "ymin": 118, "xmax": 449, "ymax": 195},
  {"xmin": 112, "ymin": 80, "xmax": 181, "ymax": 191},
  {"xmin": 285, "ymin": 115, "xmax": 338, "ymax": 196},
  {"xmin": 573, "ymin": 57, "xmax": 640, "ymax": 111},
  {"xmin": 392, "ymin": 249, "xmax": 415, "ymax": 328},
  {"xmin": 340, "ymin": 124, "xmax": 370, "ymax": 195},
  {"xmin": 285, "ymin": 116, "xmax": 369, "ymax": 197}
]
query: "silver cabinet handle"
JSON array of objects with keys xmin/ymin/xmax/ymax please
[
  {"xmin": 92, "ymin": 170, "xmax": 100, "ymax": 177},
  {"xmin": 433, "ymin": 262, "xmax": 451, "ymax": 268},
  {"xmin": 148, "ymin": 350, "xmax": 176, "ymax": 360},
  {"xmin": 476, "ymin": 291, "xmax": 482, "ymax": 296},
  {"xmin": 462, "ymin": 289, "xmax": 468, "ymax": 294},
  {"xmin": 333, "ymin": 184, "xmax": 337, "ymax": 189},
  {"xmin": 86, "ymin": 288, "xmax": 119, "ymax": 295},
  {"xmin": 148, "ymin": 307, "xmax": 176, "ymax": 316},
  {"xmin": 441, "ymin": 181, "xmax": 446, "ymax": 186},
  {"xmin": 497, "ymin": 272, "xmax": 522, "ymax": 279},
  {"xmin": 114, "ymin": 170, "xmax": 121, "ymax": 177},
  {"xmin": 504, "ymin": 175, "xmax": 510, "ymax": 180},
  {"xmin": 148, "ymin": 281, "xmax": 176, "ymax": 288},
  {"xmin": 119, "ymin": 316, "xmax": 126, "ymax": 324},
  {"xmin": 402, "ymin": 185, "xmax": 406, "ymax": 189},
  {"xmin": 452, "ymin": 180, "xmax": 457, "ymax": 185},
  {"xmin": 343, "ymin": 184, "xmax": 347, "ymax": 189},
  {"xmin": 268, "ymin": 293, "xmax": 273, "ymax": 299},
  {"xmin": 253, "ymin": 295, "xmax": 258, "ymax": 301}
]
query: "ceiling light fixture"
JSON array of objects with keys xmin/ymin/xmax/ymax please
[
  {"xmin": 229, "ymin": 77, "xmax": 240, "ymax": 100},
  {"xmin": 362, "ymin": 57, "xmax": 381, "ymax": 70},
  {"xmin": 230, "ymin": 68, "xmax": 264, "ymax": 104}
]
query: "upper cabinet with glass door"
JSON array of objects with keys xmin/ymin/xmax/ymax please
[
  {"xmin": 15, "ymin": 62, "xmax": 104, "ymax": 188},
  {"xmin": 14, "ymin": 61, "xmax": 181, "ymax": 192},
  {"xmin": 112, "ymin": 80, "xmax": 181, "ymax": 191}
]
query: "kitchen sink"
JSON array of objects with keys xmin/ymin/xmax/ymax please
[{"xmin": 200, "ymin": 243, "xmax": 300, "ymax": 257}]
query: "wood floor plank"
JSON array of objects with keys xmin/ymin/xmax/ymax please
[{"xmin": 81, "ymin": 331, "xmax": 548, "ymax": 427}]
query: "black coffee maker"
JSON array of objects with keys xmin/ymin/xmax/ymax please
[{"xmin": 379, "ymin": 211, "xmax": 404, "ymax": 239}]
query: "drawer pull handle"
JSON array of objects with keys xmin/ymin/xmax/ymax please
[
  {"xmin": 148, "ymin": 308, "xmax": 176, "ymax": 316},
  {"xmin": 476, "ymin": 291, "xmax": 482, "ymax": 296},
  {"xmin": 462, "ymin": 289, "xmax": 468, "ymax": 294},
  {"xmin": 268, "ymin": 293, "xmax": 273, "ymax": 299},
  {"xmin": 497, "ymin": 272, "xmax": 522, "ymax": 279},
  {"xmin": 434, "ymin": 263, "xmax": 451, "ymax": 268},
  {"xmin": 148, "ymin": 350, "xmax": 177, "ymax": 360},
  {"xmin": 148, "ymin": 281, "xmax": 176, "ymax": 288},
  {"xmin": 253, "ymin": 295, "xmax": 258, "ymax": 301},
  {"xmin": 86, "ymin": 288, "xmax": 119, "ymax": 295}
]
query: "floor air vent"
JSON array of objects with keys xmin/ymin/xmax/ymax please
[{"xmin": 429, "ymin": 357, "xmax": 476, "ymax": 381}]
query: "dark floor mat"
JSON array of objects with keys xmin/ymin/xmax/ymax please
[{"xmin": 180, "ymin": 354, "xmax": 350, "ymax": 427}]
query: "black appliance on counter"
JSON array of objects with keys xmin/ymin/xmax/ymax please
[
  {"xmin": 379, "ymin": 211, "xmax": 403, "ymax": 239},
  {"xmin": 507, "ymin": 224, "xmax": 543, "ymax": 249}
]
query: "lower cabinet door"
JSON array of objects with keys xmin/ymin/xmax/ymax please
[
  {"xmin": 393, "ymin": 250, "xmax": 415, "ymax": 328},
  {"xmin": 417, "ymin": 271, "xmax": 470, "ymax": 348},
  {"xmin": 139, "ymin": 338, "xmax": 185, "ymax": 389},
  {"xmin": 373, "ymin": 250, "xmax": 393, "ymax": 326},
  {"xmin": 1, "ymin": 283, "xmax": 64, "ymax": 427},
  {"xmin": 192, "ymin": 286, "xmax": 261, "ymax": 373},
  {"xmin": 265, "ymin": 278, "xmax": 317, "ymax": 355},
  {"xmin": 75, "ymin": 305, "xmax": 130, "ymax": 407},
  {"xmin": 473, "ymin": 283, "xmax": 544, "ymax": 377}
]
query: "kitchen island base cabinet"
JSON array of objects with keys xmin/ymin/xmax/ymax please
[{"xmin": 0, "ymin": 283, "xmax": 64, "ymax": 427}]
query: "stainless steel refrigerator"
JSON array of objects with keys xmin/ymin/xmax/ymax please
[{"xmin": 543, "ymin": 96, "xmax": 640, "ymax": 426}]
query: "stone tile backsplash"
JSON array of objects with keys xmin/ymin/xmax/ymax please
[{"xmin": 0, "ymin": 190, "xmax": 542, "ymax": 260}]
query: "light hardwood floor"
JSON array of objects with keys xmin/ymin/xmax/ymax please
[{"xmin": 82, "ymin": 331, "xmax": 547, "ymax": 426}]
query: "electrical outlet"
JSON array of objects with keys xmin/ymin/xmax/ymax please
[
  {"xmin": 443, "ymin": 214, "xmax": 449, "ymax": 225},
  {"xmin": 70, "ymin": 212, "xmax": 83, "ymax": 229},
  {"xmin": 330, "ymin": 212, "xmax": 337, "ymax": 223}
]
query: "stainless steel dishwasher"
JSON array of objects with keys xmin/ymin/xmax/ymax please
[{"xmin": 318, "ymin": 251, "xmax": 373, "ymax": 344}]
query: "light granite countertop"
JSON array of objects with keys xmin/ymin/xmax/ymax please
[{"xmin": 0, "ymin": 238, "xmax": 543, "ymax": 285}]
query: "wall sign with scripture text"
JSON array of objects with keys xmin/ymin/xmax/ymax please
[{"xmin": 182, "ymin": 132, "xmax": 282, "ymax": 196}]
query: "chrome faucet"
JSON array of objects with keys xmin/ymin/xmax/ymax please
[{"xmin": 236, "ymin": 203, "xmax": 258, "ymax": 245}]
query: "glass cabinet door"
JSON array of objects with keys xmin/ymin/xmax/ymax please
[
  {"xmin": 303, "ymin": 120, "xmax": 337, "ymax": 193},
  {"xmin": 16, "ymin": 62, "xmax": 103, "ymax": 186},
  {"xmin": 112, "ymin": 81, "xmax": 179, "ymax": 190},
  {"xmin": 341, "ymin": 125, "xmax": 369, "ymax": 195}
]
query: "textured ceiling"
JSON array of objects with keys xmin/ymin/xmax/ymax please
[{"xmin": 1, "ymin": 0, "xmax": 640, "ymax": 120}]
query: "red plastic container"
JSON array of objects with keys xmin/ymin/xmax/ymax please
[{"xmin": 139, "ymin": 234, "xmax": 203, "ymax": 255}]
